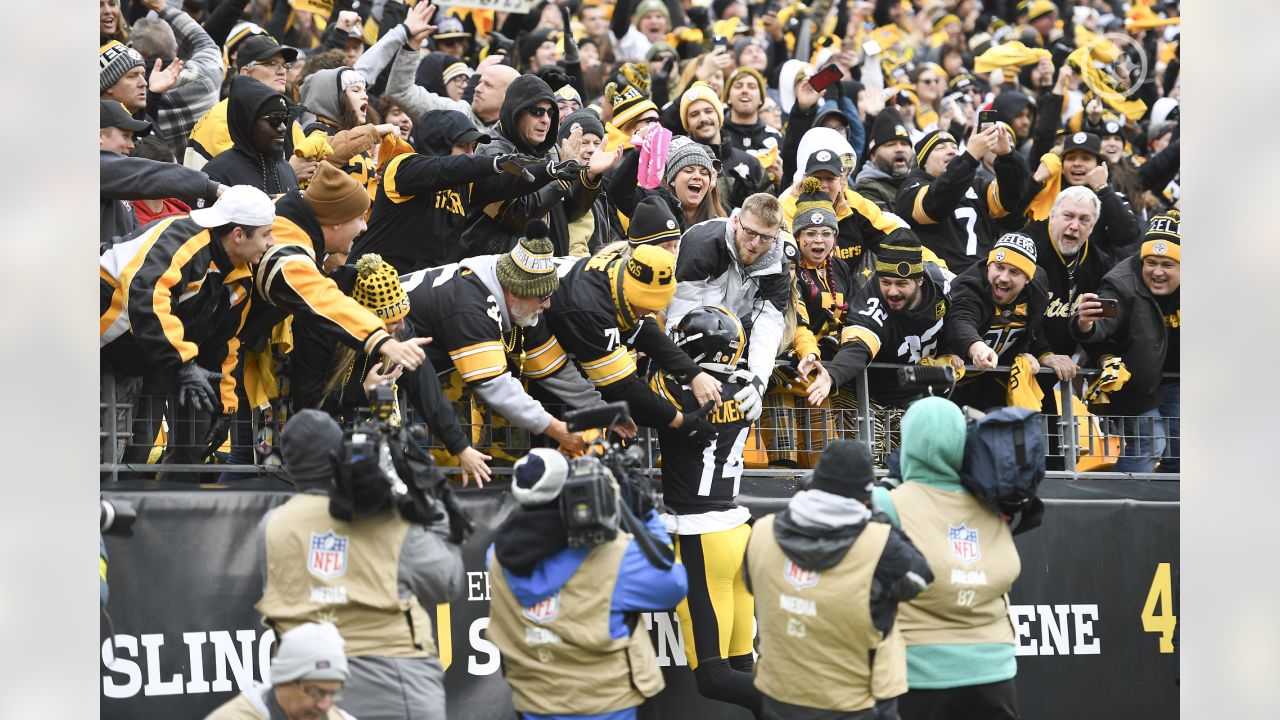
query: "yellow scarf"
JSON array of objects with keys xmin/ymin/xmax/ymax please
[{"xmin": 1007, "ymin": 355, "xmax": 1045, "ymax": 409}]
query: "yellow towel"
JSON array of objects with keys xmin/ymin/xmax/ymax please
[
  {"xmin": 1066, "ymin": 45, "xmax": 1147, "ymax": 122},
  {"xmin": 603, "ymin": 122, "xmax": 633, "ymax": 153},
  {"xmin": 1083, "ymin": 355, "xmax": 1131, "ymax": 405},
  {"xmin": 1007, "ymin": 355, "xmax": 1045, "ymax": 409},
  {"xmin": 1026, "ymin": 152, "xmax": 1062, "ymax": 221},
  {"xmin": 293, "ymin": 130, "xmax": 334, "ymax": 162},
  {"xmin": 974, "ymin": 41, "xmax": 1052, "ymax": 74}
]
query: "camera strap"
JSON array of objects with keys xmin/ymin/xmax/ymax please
[{"xmin": 618, "ymin": 501, "xmax": 674, "ymax": 571}]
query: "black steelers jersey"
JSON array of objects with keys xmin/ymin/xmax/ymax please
[
  {"xmin": 826, "ymin": 263, "xmax": 951, "ymax": 405},
  {"xmin": 400, "ymin": 263, "xmax": 568, "ymax": 385},
  {"xmin": 651, "ymin": 374, "xmax": 752, "ymax": 516}
]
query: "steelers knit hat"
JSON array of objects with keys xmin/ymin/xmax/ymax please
[
  {"xmin": 1141, "ymin": 210, "xmax": 1180, "ymax": 263},
  {"xmin": 627, "ymin": 196, "xmax": 682, "ymax": 247},
  {"xmin": 988, "ymin": 232, "xmax": 1038, "ymax": 278},
  {"xmin": 914, "ymin": 129, "xmax": 958, "ymax": 167},
  {"xmin": 722, "ymin": 66, "xmax": 767, "ymax": 108},
  {"xmin": 304, "ymin": 162, "xmax": 370, "ymax": 225},
  {"xmin": 792, "ymin": 177, "xmax": 838, "ymax": 236},
  {"xmin": 100, "ymin": 40, "xmax": 144, "ymax": 92},
  {"xmin": 680, "ymin": 83, "xmax": 724, "ymax": 134},
  {"xmin": 352, "ymin": 254, "xmax": 410, "ymax": 322},
  {"xmin": 607, "ymin": 82, "xmax": 659, "ymax": 131},
  {"xmin": 496, "ymin": 220, "xmax": 559, "ymax": 299},
  {"xmin": 621, "ymin": 245, "xmax": 676, "ymax": 311},
  {"xmin": 511, "ymin": 448, "xmax": 569, "ymax": 507},
  {"xmin": 875, "ymin": 228, "xmax": 925, "ymax": 278}
]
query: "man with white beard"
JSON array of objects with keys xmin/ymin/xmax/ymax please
[
  {"xmin": 1022, "ymin": 186, "xmax": 1113, "ymax": 381},
  {"xmin": 400, "ymin": 222, "xmax": 605, "ymax": 453}
]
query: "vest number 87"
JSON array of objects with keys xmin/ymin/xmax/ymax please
[{"xmin": 956, "ymin": 589, "xmax": 976, "ymax": 607}]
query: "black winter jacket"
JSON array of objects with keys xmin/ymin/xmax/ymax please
[
  {"xmin": 1072, "ymin": 254, "xmax": 1176, "ymax": 415},
  {"xmin": 201, "ymin": 76, "xmax": 298, "ymax": 195},
  {"xmin": 1024, "ymin": 220, "xmax": 1114, "ymax": 356}
]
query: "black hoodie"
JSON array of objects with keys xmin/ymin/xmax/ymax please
[
  {"xmin": 464, "ymin": 76, "xmax": 604, "ymax": 256},
  {"xmin": 353, "ymin": 109, "xmax": 555, "ymax": 272},
  {"xmin": 202, "ymin": 76, "xmax": 298, "ymax": 194},
  {"xmin": 415, "ymin": 51, "xmax": 461, "ymax": 98}
]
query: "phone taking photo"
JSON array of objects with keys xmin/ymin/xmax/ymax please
[
  {"xmin": 977, "ymin": 110, "xmax": 997, "ymax": 132},
  {"xmin": 1098, "ymin": 298, "xmax": 1119, "ymax": 318},
  {"xmin": 808, "ymin": 63, "xmax": 843, "ymax": 93}
]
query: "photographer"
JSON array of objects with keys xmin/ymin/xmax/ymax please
[
  {"xmin": 487, "ymin": 448, "xmax": 688, "ymax": 720},
  {"xmin": 255, "ymin": 410, "xmax": 464, "ymax": 720},
  {"xmin": 871, "ymin": 398, "xmax": 1022, "ymax": 720}
]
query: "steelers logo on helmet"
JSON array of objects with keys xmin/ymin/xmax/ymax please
[
  {"xmin": 815, "ymin": 150, "xmax": 832, "ymax": 162},
  {"xmin": 1153, "ymin": 241, "xmax": 1168, "ymax": 255},
  {"xmin": 1073, "ymin": 132, "xmax": 1088, "ymax": 144},
  {"xmin": 995, "ymin": 249, "xmax": 1006, "ymax": 262}
]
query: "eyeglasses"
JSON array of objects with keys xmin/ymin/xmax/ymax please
[
  {"xmin": 525, "ymin": 106, "xmax": 551, "ymax": 118},
  {"xmin": 539, "ymin": 290, "xmax": 555, "ymax": 303},
  {"xmin": 251, "ymin": 59, "xmax": 291, "ymax": 72},
  {"xmin": 300, "ymin": 684, "xmax": 343, "ymax": 703},
  {"xmin": 802, "ymin": 229, "xmax": 836, "ymax": 240},
  {"xmin": 738, "ymin": 221, "xmax": 777, "ymax": 244},
  {"xmin": 261, "ymin": 113, "xmax": 291, "ymax": 129}
]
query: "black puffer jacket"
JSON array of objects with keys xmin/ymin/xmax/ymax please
[
  {"xmin": 1024, "ymin": 219, "xmax": 1114, "ymax": 356},
  {"xmin": 945, "ymin": 258, "xmax": 1052, "ymax": 362},
  {"xmin": 462, "ymin": 75, "xmax": 602, "ymax": 256},
  {"xmin": 202, "ymin": 76, "xmax": 298, "ymax": 194},
  {"xmin": 1072, "ymin": 254, "xmax": 1176, "ymax": 415}
]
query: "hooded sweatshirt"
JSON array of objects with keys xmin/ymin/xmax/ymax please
[
  {"xmin": 464, "ymin": 76, "xmax": 604, "ymax": 257},
  {"xmin": 414, "ymin": 51, "xmax": 461, "ymax": 98},
  {"xmin": 201, "ymin": 76, "xmax": 299, "ymax": 194},
  {"xmin": 873, "ymin": 397, "xmax": 1020, "ymax": 691},
  {"xmin": 299, "ymin": 68, "xmax": 379, "ymax": 192}
]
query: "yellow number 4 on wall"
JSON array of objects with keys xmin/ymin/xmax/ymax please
[{"xmin": 1141, "ymin": 562, "xmax": 1177, "ymax": 653}]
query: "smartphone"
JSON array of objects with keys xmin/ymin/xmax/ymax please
[
  {"xmin": 808, "ymin": 63, "xmax": 843, "ymax": 93},
  {"xmin": 713, "ymin": 35, "xmax": 730, "ymax": 50},
  {"xmin": 977, "ymin": 110, "xmax": 997, "ymax": 131},
  {"xmin": 1098, "ymin": 298, "xmax": 1119, "ymax": 318}
]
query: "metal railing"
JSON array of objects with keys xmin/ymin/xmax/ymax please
[{"xmin": 100, "ymin": 363, "xmax": 1179, "ymax": 483}]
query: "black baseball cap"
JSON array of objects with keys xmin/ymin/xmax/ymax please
[
  {"xmin": 1062, "ymin": 131, "xmax": 1103, "ymax": 160},
  {"xmin": 236, "ymin": 34, "xmax": 299, "ymax": 69},
  {"xmin": 100, "ymin": 100, "xmax": 152, "ymax": 134},
  {"xmin": 412, "ymin": 109, "xmax": 491, "ymax": 151},
  {"xmin": 805, "ymin": 148, "xmax": 844, "ymax": 177}
]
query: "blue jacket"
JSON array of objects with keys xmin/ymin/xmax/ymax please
[{"xmin": 487, "ymin": 510, "xmax": 688, "ymax": 720}]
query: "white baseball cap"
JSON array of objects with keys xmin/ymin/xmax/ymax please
[{"xmin": 189, "ymin": 185, "xmax": 276, "ymax": 228}]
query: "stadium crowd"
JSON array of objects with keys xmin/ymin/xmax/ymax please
[{"xmin": 98, "ymin": 0, "xmax": 1182, "ymax": 718}]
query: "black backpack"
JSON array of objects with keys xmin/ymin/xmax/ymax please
[{"xmin": 960, "ymin": 406, "xmax": 1047, "ymax": 534}]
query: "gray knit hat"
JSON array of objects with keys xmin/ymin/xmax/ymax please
[
  {"xmin": 495, "ymin": 221, "xmax": 559, "ymax": 299},
  {"xmin": 664, "ymin": 136, "xmax": 718, "ymax": 187},
  {"xmin": 99, "ymin": 40, "xmax": 144, "ymax": 93},
  {"xmin": 282, "ymin": 409, "xmax": 344, "ymax": 491},
  {"xmin": 270, "ymin": 622, "xmax": 350, "ymax": 685},
  {"xmin": 791, "ymin": 177, "xmax": 839, "ymax": 236}
]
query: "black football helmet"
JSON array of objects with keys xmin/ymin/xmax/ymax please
[{"xmin": 670, "ymin": 305, "xmax": 745, "ymax": 374}]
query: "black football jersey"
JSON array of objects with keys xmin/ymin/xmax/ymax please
[{"xmin": 651, "ymin": 375, "xmax": 752, "ymax": 516}]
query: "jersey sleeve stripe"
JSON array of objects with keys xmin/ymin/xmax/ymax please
[
  {"xmin": 522, "ymin": 337, "xmax": 569, "ymax": 379},
  {"xmin": 450, "ymin": 342, "xmax": 508, "ymax": 382},
  {"xmin": 986, "ymin": 182, "xmax": 1008, "ymax": 218},
  {"xmin": 840, "ymin": 325, "xmax": 883, "ymax": 357},
  {"xmin": 580, "ymin": 347, "xmax": 637, "ymax": 386},
  {"xmin": 912, "ymin": 185, "xmax": 937, "ymax": 225}
]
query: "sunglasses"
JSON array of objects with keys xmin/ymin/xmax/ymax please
[
  {"xmin": 525, "ymin": 106, "xmax": 551, "ymax": 118},
  {"xmin": 261, "ymin": 113, "xmax": 290, "ymax": 129},
  {"xmin": 300, "ymin": 684, "xmax": 343, "ymax": 702}
]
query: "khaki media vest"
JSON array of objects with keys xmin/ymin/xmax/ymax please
[
  {"xmin": 747, "ymin": 514, "xmax": 905, "ymax": 712},
  {"xmin": 487, "ymin": 535, "xmax": 665, "ymax": 715},
  {"xmin": 256, "ymin": 494, "xmax": 435, "ymax": 658},
  {"xmin": 891, "ymin": 482, "xmax": 1021, "ymax": 646}
]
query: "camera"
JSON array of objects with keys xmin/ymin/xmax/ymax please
[
  {"xmin": 331, "ymin": 383, "xmax": 474, "ymax": 543},
  {"xmin": 101, "ymin": 497, "xmax": 136, "ymax": 535},
  {"xmin": 898, "ymin": 364, "xmax": 956, "ymax": 402},
  {"xmin": 559, "ymin": 403, "xmax": 671, "ymax": 568},
  {"xmin": 561, "ymin": 456, "xmax": 620, "ymax": 548}
]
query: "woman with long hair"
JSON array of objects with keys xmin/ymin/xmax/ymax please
[
  {"xmin": 610, "ymin": 133, "xmax": 727, "ymax": 241},
  {"xmin": 299, "ymin": 66, "xmax": 391, "ymax": 197}
]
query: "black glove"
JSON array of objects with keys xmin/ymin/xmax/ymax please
[
  {"xmin": 487, "ymin": 30, "xmax": 514, "ymax": 55},
  {"xmin": 548, "ymin": 159, "xmax": 585, "ymax": 180},
  {"xmin": 176, "ymin": 361, "xmax": 221, "ymax": 413},
  {"xmin": 559, "ymin": 5, "xmax": 579, "ymax": 65},
  {"xmin": 653, "ymin": 54, "xmax": 677, "ymax": 84},
  {"xmin": 202, "ymin": 413, "xmax": 233, "ymax": 462},
  {"xmin": 494, "ymin": 153, "xmax": 543, "ymax": 181},
  {"xmin": 678, "ymin": 400, "xmax": 719, "ymax": 444}
]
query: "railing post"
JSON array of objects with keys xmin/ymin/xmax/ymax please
[
  {"xmin": 1061, "ymin": 379, "xmax": 1078, "ymax": 478},
  {"xmin": 107, "ymin": 375, "xmax": 118, "ymax": 483},
  {"xmin": 857, "ymin": 368, "xmax": 874, "ymax": 454}
]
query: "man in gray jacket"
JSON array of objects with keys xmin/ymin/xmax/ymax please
[
  {"xmin": 100, "ymin": 100, "xmax": 223, "ymax": 250},
  {"xmin": 385, "ymin": 3, "xmax": 518, "ymax": 133}
]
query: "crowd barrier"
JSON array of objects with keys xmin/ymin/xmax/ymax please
[
  {"xmin": 101, "ymin": 363, "xmax": 1181, "ymax": 483},
  {"xmin": 100, "ymin": 476, "xmax": 1179, "ymax": 719}
]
